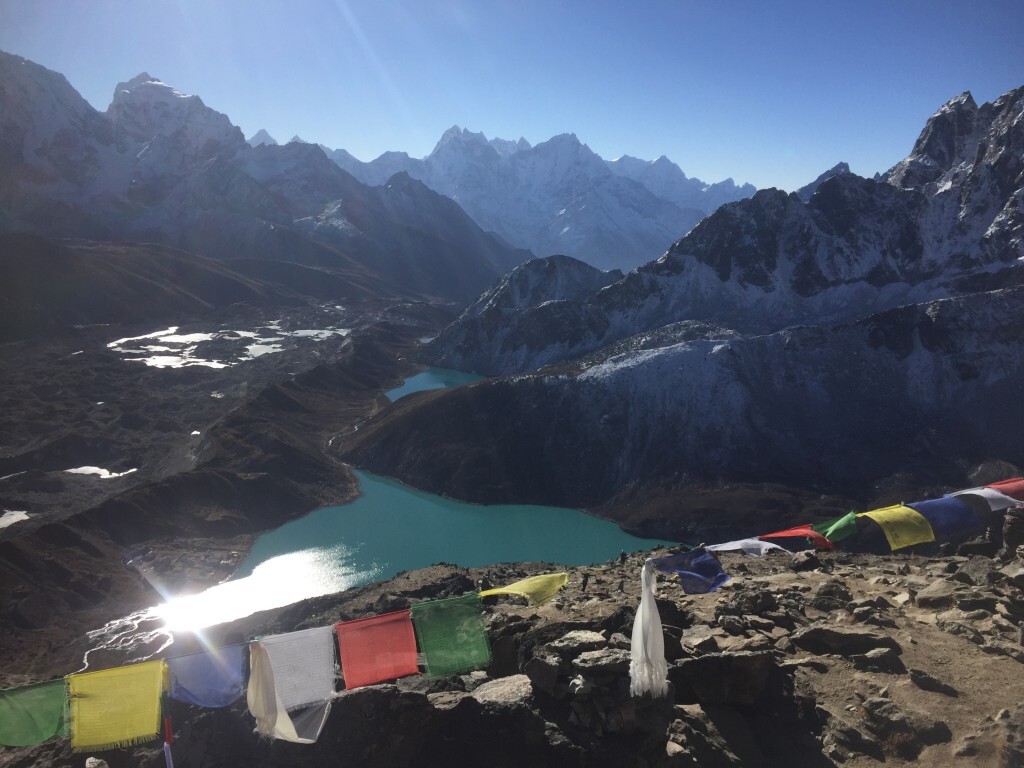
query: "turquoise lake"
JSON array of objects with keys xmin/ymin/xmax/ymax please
[
  {"xmin": 156, "ymin": 471, "xmax": 671, "ymax": 630},
  {"xmin": 385, "ymin": 367, "xmax": 484, "ymax": 401},
  {"xmin": 237, "ymin": 470, "xmax": 670, "ymax": 580},
  {"xmin": 152, "ymin": 369, "xmax": 672, "ymax": 630}
]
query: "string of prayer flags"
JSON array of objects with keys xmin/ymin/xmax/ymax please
[
  {"xmin": 411, "ymin": 593, "xmax": 491, "ymax": 677},
  {"xmin": 335, "ymin": 610, "xmax": 419, "ymax": 689},
  {"xmin": 68, "ymin": 660, "xmax": 165, "ymax": 751},
  {"xmin": 167, "ymin": 645, "xmax": 245, "ymax": 708},
  {"xmin": 629, "ymin": 560, "xmax": 668, "ymax": 697},
  {"xmin": 810, "ymin": 511, "xmax": 859, "ymax": 544},
  {"xmin": 247, "ymin": 626, "xmax": 336, "ymax": 743},
  {"xmin": 650, "ymin": 548, "xmax": 730, "ymax": 594},
  {"xmin": 706, "ymin": 538, "xmax": 786, "ymax": 557},
  {"xmin": 760, "ymin": 524, "xmax": 835, "ymax": 550},
  {"xmin": 479, "ymin": 572, "xmax": 569, "ymax": 606},
  {"xmin": 907, "ymin": 497, "xmax": 979, "ymax": 535},
  {"xmin": 0, "ymin": 680, "xmax": 67, "ymax": 747},
  {"xmin": 859, "ymin": 505, "xmax": 935, "ymax": 550}
]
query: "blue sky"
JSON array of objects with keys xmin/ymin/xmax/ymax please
[{"xmin": 1, "ymin": 0, "xmax": 1022, "ymax": 191}]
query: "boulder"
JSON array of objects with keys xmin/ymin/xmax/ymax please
[
  {"xmin": 858, "ymin": 696, "xmax": 952, "ymax": 759},
  {"xmin": 908, "ymin": 668, "xmax": 958, "ymax": 696},
  {"xmin": 571, "ymin": 648, "xmax": 631, "ymax": 675},
  {"xmin": 523, "ymin": 650, "xmax": 563, "ymax": 697},
  {"xmin": 913, "ymin": 579, "xmax": 958, "ymax": 608},
  {"xmin": 953, "ymin": 557, "xmax": 1003, "ymax": 587},
  {"xmin": 669, "ymin": 651, "xmax": 775, "ymax": 706},
  {"xmin": 471, "ymin": 674, "xmax": 534, "ymax": 708},
  {"xmin": 851, "ymin": 647, "xmax": 907, "ymax": 674},
  {"xmin": 546, "ymin": 630, "xmax": 607, "ymax": 658},
  {"xmin": 790, "ymin": 626, "xmax": 902, "ymax": 656},
  {"xmin": 792, "ymin": 551, "xmax": 822, "ymax": 571}
]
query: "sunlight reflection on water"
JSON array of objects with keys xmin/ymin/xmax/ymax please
[{"xmin": 151, "ymin": 546, "xmax": 381, "ymax": 633}]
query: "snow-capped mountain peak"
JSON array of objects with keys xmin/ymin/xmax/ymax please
[
  {"xmin": 105, "ymin": 72, "xmax": 244, "ymax": 165},
  {"xmin": 247, "ymin": 128, "xmax": 278, "ymax": 147}
]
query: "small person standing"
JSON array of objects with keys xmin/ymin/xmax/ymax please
[{"xmin": 581, "ymin": 573, "xmax": 590, "ymax": 592}]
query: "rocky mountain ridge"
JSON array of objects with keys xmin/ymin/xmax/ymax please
[{"xmin": 428, "ymin": 85, "xmax": 1024, "ymax": 375}]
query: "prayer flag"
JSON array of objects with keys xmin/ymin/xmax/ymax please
[
  {"xmin": 0, "ymin": 680, "xmax": 67, "ymax": 747},
  {"xmin": 952, "ymin": 486, "xmax": 1022, "ymax": 511},
  {"xmin": 760, "ymin": 524, "xmax": 835, "ymax": 550},
  {"xmin": 246, "ymin": 626, "xmax": 336, "ymax": 743},
  {"xmin": 706, "ymin": 538, "xmax": 787, "ymax": 557},
  {"xmin": 68, "ymin": 660, "xmax": 164, "ymax": 751},
  {"xmin": 411, "ymin": 594, "xmax": 490, "ymax": 677},
  {"xmin": 650, "ymin": 549, "xmax": 730, "ymax": 594},
  {"xmin": 167, "ymin": 645, "xmax": 245, "ymax": 708},
  {"xmin": 811, "ymin": 511, "xmax": 859, "ymax": 543},
  {"xmin": 630, "ymin": 560, "xmax": 668, "ymax": 697},
  {"xmin": 859, "ymin": 505, "xmax": 935, "ymax": 550},
  {"xmin": 479, "ymin": 572, "xmax": 569, "ymax": 605},
  {"xmin": 908, "ymin": 497, "xmax": 979, "ymax": 535},
  {"xmin": 335, "ymin": 610, "xmax": 419, "ymax": 689},
  {"xmin": 985, "ymin": 478, "xmax": 1024, "ymax": 501}
]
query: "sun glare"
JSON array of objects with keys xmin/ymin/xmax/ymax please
[{"xmin": 151, "ymin": 547, "xmax": 377, "ymax": 633}]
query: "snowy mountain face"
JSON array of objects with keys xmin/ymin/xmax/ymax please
[
  {"xmin": 330, "ymin": 126, "xmax": 753, "ymax": 271},
  {"xmin": 0, "ymin": 51, "xmax": 530, "ymax": 304},
  {"xmin": 337, "ymin": 84, "xmax": 1024, "ymax": 507},
  {"xmin": 606, "ymin": 154, "xmax": 755, "ymax": 214}
]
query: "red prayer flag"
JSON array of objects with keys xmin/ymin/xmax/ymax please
[
  {"xmin": 335, "ymin": 609, "xmax": 420, "ymax": 689},
  {"xmin": 760, "ymin": 524, "xmax": 835, "ymax": 550},
  {"xmin": 986, "ymin": 478, "xmax": 1024, "ymax": 501}
]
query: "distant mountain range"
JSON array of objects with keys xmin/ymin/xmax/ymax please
[
  {"xmin": 340, "ymin": 85, "xmax": 1024, "ymax": 514},
  {"xmin": 253, "ymin": 127, "xmax": 755, "ymax": 272},
  {"xmin": 0, "ymin": 51, "xmax": 530, "ymax": 317},
  {"xmin": 316, "ymin": 126, "xmax": 755, "ymax": 271}
]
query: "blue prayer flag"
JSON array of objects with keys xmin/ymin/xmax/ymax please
[
  {"xmin": 167, "ymin": 645, "xmax": 245, "ymax": 708},
  {"xmin": 650, "ymin": 549, "xmax": 730, "ymax": 594},
  {"xmin": 908, "ymin": 497, "xmax": 980, "ymax": 535}
]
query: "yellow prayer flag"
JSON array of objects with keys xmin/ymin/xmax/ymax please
[
  {"xmin": 858, "ymin": 505, "xmax": 935, "ymax": 550},
  {"xmin": 480, "ymin": 572, "xmax": 569, "ymax": 605},
  {"xmin": 68, "ymin": 660, "xmax": 165, "ymax": 751}
]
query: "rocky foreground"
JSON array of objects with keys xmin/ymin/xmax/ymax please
[{"xmin": 6, "ymin": 547, "xmax": 1024, "ymax": 768}]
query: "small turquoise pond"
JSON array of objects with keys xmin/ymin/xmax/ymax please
[{"xmin": 385, "ymin": 367, "xmax": 484, "ymax": 401}]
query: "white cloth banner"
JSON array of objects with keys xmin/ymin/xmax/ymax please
[
  {"xmin": 951, "ymin": 487, "xmax": 1021, "ymax": 512},
  {"xmin": 707, "ymin": 538, "xmax": 787, "ymax": 557},
  {"xmin": 629, "ymin": 560, "xmax": 668, "ymax": 698},
  {"xmin": 246, "ymin": 626, "xmax": 336, "ymax": 743}
]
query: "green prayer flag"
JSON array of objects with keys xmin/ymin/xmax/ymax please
[
  {"xmin": 411, "ymin": 593, "xmax": 490, "ymax": 677},
  {"xmin": 811, "ymin": 511, "xmax": 859, "ymax": 543},
  {"xmin": 0, "ymin": 679, "xmax": 68, "ymax": 746}
]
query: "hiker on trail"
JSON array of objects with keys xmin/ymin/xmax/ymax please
[{"xmin": 581, "ymin": 573, "xmax": 590, "ymax": 592}]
